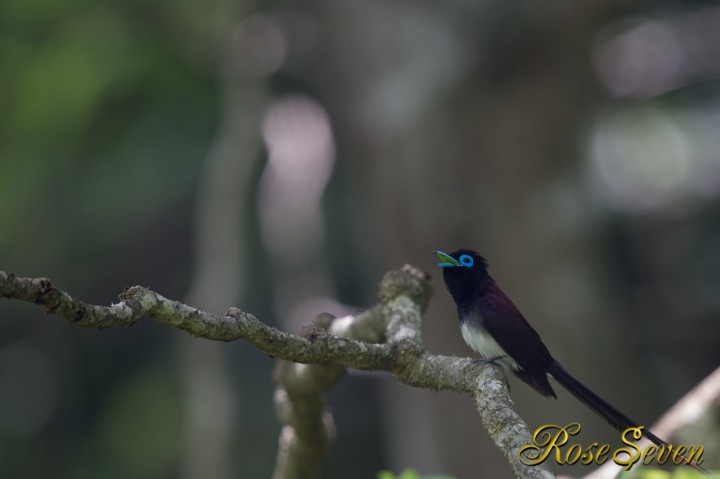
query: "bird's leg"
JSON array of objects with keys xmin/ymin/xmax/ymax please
[{"xmin": 472, "ymin": 356, "xmax": 512, "ymax": 392}]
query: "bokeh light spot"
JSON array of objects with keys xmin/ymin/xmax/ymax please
[{"xmin": 589, "ymin": 107, "xmax": 689, "ymax": 212}]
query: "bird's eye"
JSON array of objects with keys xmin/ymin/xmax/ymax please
[{"xmin": 459, "ymin": 254, "xmax": 473, "ymax": 267}]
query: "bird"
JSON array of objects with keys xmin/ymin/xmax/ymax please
[{"xmin": 434, "ymin": 248, "xmax": 705, "ymax": 471}]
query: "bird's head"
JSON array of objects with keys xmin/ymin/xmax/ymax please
[{"xmin": 434, "ymin": 249, "xmax": 490, "ymax": 304}]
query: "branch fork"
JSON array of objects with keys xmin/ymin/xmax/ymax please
[{"xmin": 0, "ymin": 267, "xmax": 552, "ymax": 479}]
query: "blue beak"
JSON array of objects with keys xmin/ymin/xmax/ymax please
[{"xmin": 434, "ymin": 250, "xmax": 461, "ymax": 268}]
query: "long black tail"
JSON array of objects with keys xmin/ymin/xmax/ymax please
[{"xmin": 547, "ymin": 360, "xmax": 706, "ymax": 472}]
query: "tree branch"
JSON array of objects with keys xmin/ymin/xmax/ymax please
[
  {"xmin": 0, "ymin": 267, "xmax": 553, "ymax": 479},
  {"xmin": 271, "ymin": 313, "xmax": 346, "ymax": 479}
]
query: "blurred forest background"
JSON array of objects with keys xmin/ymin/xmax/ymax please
[{"xmin": 1, "ymin": 0, "xmax": 719, "ymax": 478}]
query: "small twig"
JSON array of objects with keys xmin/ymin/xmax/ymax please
[{"xmin": 582, "ymin": 366, "xmax": 720, "ymax": 479}]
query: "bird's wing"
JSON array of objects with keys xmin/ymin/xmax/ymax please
[{"xmin": 475, "ymin": 283, "xmax": 556, "ymax": 397}]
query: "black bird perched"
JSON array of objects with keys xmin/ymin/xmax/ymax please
[{"xmin": 435, "ymin": 249, "xmax": 704, "ymax": 471}]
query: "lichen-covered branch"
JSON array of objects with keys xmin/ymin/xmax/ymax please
[
  {"xmin": 0, "ymin": 268, "xmax": 553, "ymax": 479},
  {"xmin": 271, "ymin": 313, "xmax": 349, "ymax": 479}
]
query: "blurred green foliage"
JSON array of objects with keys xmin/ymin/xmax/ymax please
[
  {"xmin": 0, "ymin": 1, "xmax": 222, "ymax": 477},
  {"xmin": 619, "ymin": 467, "xmax": 720, "ymax": 479},
  {"xmin": 0, "ymin": 0, "xmax": 218, "ymax": 279},
  {"xmin": 377, "ymin": 468, "xmax": 457, "ymax": 479}
]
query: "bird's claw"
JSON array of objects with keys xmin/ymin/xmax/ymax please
[{"xmin": 472, "ymin": 355, "xmax": 505, "ymax": 366}]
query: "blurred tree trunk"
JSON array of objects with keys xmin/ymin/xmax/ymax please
[{"xmin": 179, "ymin": 28, "xmax": 268, "ymax": 479}]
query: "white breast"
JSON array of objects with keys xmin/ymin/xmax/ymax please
[{"xmin": 460, "ymin": 323, "xmax": 516, "ymax": 370}]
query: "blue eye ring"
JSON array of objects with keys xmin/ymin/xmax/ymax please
[{"xmin": 459, "ymin": 254, "xmax": 473, "ymax": 267}]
